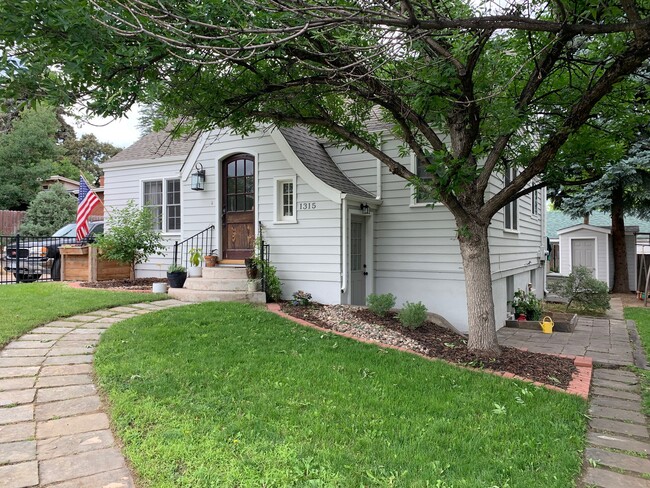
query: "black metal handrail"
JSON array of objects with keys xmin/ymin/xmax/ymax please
[
  {"xmin": 172, "ymin": 225, "xmax": 215, "ymax": 269},
  {"xmin": 259, "ymin": 240, "xmax": 270, "ymax": 293}
]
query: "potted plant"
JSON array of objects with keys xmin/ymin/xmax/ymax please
[
  {"xmin": 204, "ymin": 249, "xmax": 219, "ymax": 267},
  {"xmin": 244, "ymin": 257, "xmax": 258, "ymax": 280},
  {"xmin": 509, "ymin": 290, "xmax": 542, "ymax": 321},
  {"xmin": 188, "ymin": 248, "xmax": 203, "ymax": 277},
  {"xmin": 167, "ymin": 264, "xmax": 187, "ymax": 288}
]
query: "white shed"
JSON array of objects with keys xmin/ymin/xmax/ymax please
[{"xmin": 557, "ymin": 223, "xmax": 637, "ymax": 290}]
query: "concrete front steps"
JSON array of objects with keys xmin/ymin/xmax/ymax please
[{"xmin": 168, "ymin": 265, "xmax": 266, "ymax": 304}]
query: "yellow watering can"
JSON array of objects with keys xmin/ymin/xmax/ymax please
[{"xmin": 540, "ymin": 316, "xmax": 554, "ymax": 334}]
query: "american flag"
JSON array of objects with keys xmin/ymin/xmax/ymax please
[{"xmin": 76, "ymin": 177, "xmax": 101, "ymax": 241}]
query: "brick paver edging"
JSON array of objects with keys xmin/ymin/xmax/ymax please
[{"xmin": 267, "ymin": 303, "xmax": 592, "ymax": 398}]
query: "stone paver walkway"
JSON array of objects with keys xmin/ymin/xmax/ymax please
[
  {"xmin": 0, "ymin": 299, "xmax": 185, "ymax": 488},
  {"xmin": 500, "ymin": 298, "xmax": 650, "ymax": 487}
]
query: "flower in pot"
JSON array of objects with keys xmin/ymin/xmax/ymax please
[
  {"xmin": 188, "ymin": 248, "xmax": 203, "ymax": 277},
  {"xmin": 204, "ymin": 249, "xmax": 219, "ymax": 267},
  {"xmin": 167, "ymin": 264, "xmax": 187, "ymax": 288}
]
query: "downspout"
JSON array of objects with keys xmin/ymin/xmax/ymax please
[{"xmin": 341, "ymin": 198, "xmax": 348, "ymax": 296}]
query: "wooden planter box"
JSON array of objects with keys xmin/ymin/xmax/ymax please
[
  {"xmin": 60, "ymin": 246, "xmax": 131, "ymax": 282},
  {"xmin": 505, "ymin": 311, "xmax": 578, "ymax": 333}
]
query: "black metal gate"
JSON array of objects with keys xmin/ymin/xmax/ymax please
[{"xmin": 0, "ymin": 234, "xmax": 73, "ymax": 285}]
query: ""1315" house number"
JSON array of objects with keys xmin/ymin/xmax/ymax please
[{"xmin": 299, "ymin": 202, "xmax": 317, "ymax": 210}]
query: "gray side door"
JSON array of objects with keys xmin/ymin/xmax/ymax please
[
  {"xmin": 571, "ymin": 239, "xmax": 596, "ymax": 275},
  {"xmin": 350, "ymin": 216, "xmax": 367, "ymax": 305}
]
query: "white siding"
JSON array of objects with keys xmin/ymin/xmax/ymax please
[
  {"xmin": 488, "ymin": 173, "xmax": 545, "ymax": 282},
  {"xmin": 326, "ymin": 144, "xmax": 378, "ymax": 196},
  {"xmin": 103, "ymin": 160, "xmax": 183, "ymax": 278},
  {"xmin": 185, "ymin": 131, "xmax": 342, "ymax": 303},
  {"xmin": 559, "ymin": 228, "xmax": 609, "ymax": 284},
  {"xmin": 370, "ymin": 138, "xmax": 469, "ymax": 328}
]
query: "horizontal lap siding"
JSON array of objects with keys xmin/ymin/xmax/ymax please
[
  {"xmin": 559, "ymin": 229, "xmax": 608, "ymax": 283},
  {"xmin": 103, "ymin": 160, "xmax": 183, "ymax": 278},
  {"xmin": 372, "ymin": 138, "xmax": 468, "ymax": 330},
  {"xmin": 188, "ymin": 131, "xmax": 342, "ymax": 303},
  {"xmin": 259, "ymin": 163, "xmax": 341, "ymax": 304},
  {"xmin": 326, "ymin": 144, "xmax": 377, "ymax": 195},
  {"xmin": 488, "ymin": 173, "xmax": 544, "ymax": 279}
]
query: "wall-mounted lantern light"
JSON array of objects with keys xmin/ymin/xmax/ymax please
[
  {"xmin": 360, "ymin": 203, "xmax": 370, "ymax": 215},
  {"xmin": 191, "ymin": 163, "xmax": 206, "ymax": 191}
]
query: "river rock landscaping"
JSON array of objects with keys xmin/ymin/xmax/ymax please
[{"xmin": 281, "ymin": 303, "xmax": 576, "ymax": 389}]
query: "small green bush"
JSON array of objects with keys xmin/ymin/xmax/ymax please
[
  {"xmin": 398, "ymin": 301, "xmax": 428, "ymax": 329},
  {"xmin": 366, "ymin": 293, "xmax": 396, "ymax": 317},
  {"xmin": 262, "ymin": 262, "xmax": 282, "ymax": 302},
  {"xmin": 549, "ymin": 265, "xmax": 610, "ymax": 313}
]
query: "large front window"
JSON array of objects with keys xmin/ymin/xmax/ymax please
[{"xmin": 143, "ymin": 178, "xmax": 181, "ymax": 232}]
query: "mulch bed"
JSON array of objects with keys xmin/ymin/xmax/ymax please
[
  {"xmin": 281, "ymin": 303, "xmax": 576, "ymax": 389},
  {"xmin": 78, "ymin": 278, "xmax": 162, "ymax": 291}
]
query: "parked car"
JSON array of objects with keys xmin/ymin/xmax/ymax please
[{"xmin": 3, "ymin": 221, "xmax": 104, "ymax": 282}]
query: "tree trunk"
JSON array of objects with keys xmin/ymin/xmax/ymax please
[
  {"xmin": 611, "ymin": 185, "xmax": 629, "ymax": 293},
  {"xmin": 456, "ymin": 220, "xmax": 501, "ymax": 355}
]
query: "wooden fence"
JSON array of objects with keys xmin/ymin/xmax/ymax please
[{"xmin": 0, "ymin": 210, "xmax": 26, "ymax": 235}]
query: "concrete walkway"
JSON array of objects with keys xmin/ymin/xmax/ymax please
[
  {"xmin": 0, "ymin": 299, "xmax": 185, "ymax": 488},
  {"xmin": 501, "ymin": 298, "xmax": 650, "ymax": 488}
]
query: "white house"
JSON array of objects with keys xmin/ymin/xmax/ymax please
[{"xmin": 101, "ymin": 125, "xmax": 547, "ymax": 332}]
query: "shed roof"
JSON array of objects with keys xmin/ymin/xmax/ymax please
[
  {"xmin": 279, "ymin": 126, "xmax": 374, "ymax": 199},
  {"xmin": 547, "ymin": 210, "xmax": 650, "ymax": 239}
]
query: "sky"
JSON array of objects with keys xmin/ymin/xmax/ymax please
[{"xmin": 67, "ymin": 104, "xmax": 142, "ymax": 149}]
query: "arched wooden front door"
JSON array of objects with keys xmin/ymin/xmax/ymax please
[{"xmin": 222, "ymin": 154, "xmax": 255, "ymax": 260}]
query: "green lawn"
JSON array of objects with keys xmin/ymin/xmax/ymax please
[
  {"xmin": 624, "ymin": 307, "xmax": 650, "ymax": 415},
  {"xmin": 0, "ymin": 282, "xmax": 165, "ymax": 347},
  {"xmin": 95, "ymin": 302, "xmax": 587, "ymax": 488}
]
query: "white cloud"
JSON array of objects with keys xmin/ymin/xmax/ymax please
[{"xmin": 65, "ymin": 104, "xmax": 142, "ymax": 149}]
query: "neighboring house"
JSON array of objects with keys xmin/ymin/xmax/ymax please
[
  {"xmin": 41, "ymin": 175, "xmax": 80, "ymax": 195},
  {"xmin": 546, "ymin": 210, "xmax": 650, "ymax": 291},
  {"xmin": 101, "ymin": 125, "xmax": 547, "ymax": 333},
  {"xmin": 41, "ymin": 175, "xmax": 105, "ymax": 220}
]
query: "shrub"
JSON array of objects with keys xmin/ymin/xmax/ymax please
[
  {"xmin": 167, "ymin": 264, "xmax": 186, "ymax": 273},
  {"xmin": 366, "ymin": 293, "xmax": 396, "ymax": 317},
  {"xmin": 398, "ymin": 301, "xmax": 428, "ymax": 329},
  {"xmin": 261, "ymin": 261, "xmax": 282, "ymax": 302},
  {"xmin": 509, "ymin": 289, "xmax": 543, "ymax": 320},
  {"xmin": 19, "ymin": 183, "xmax": 77, "ymax": 236},
  {"xmin": 291, "ymin": 290, "xmax": 312, "ymax": 306},
  {"xmin": 549, "ymin": 266, "xmax": 610, "ymax": 313},
  {"xmin": 94, "ymin": 201, "xmax": 164, "ymax": 277}
]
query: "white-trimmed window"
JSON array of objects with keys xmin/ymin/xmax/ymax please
[
  {"xmin": 531, "ymin": 188, "xmax": 540, "ymax": 217},
  {"xmin": 143, "ymin": 178, "xmax": 181, "ymax": 233},
  {"xmin": 411, "ymin": 155, "xmax": 434, "ymax": 205},
  {"xmin": 275, "ymin": 176, "xmax": 297, "ymax": 223},
  {"xmin": 504, "ymin": 168, "xmax": 518, "ymax": 231}
]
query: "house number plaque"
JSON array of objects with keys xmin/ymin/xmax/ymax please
[{"xmin": 299, "ymin": 202, "xmax": 317, "ymax": 210}]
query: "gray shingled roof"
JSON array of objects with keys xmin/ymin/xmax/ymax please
[
  {"xmin": 106, "ymin": 129, "xmax": 198, "ymax": 163},
  {"xmin": 547, "ymin": 210, "xmax": 650, "ymax": 238},
  {"xmin": 279, "ymin": 126, "xmax": 374, "ymax": 199}
]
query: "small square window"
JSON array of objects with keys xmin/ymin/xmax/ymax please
[{"xmin": 275, "ymin": 177, "xmax": 297, "ymax": 223}]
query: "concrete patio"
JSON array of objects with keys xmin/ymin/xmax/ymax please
[{"xmin": 499, "ymin": 297, "xmax": 650, "ymax": 488}]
